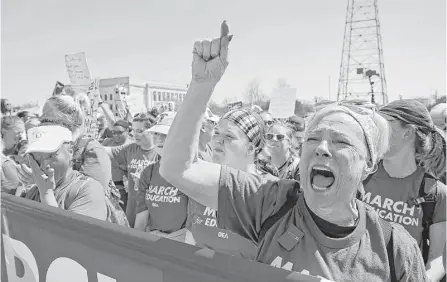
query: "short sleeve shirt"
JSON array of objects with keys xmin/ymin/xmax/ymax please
[
  {"xmin": 110, "ymin": 143, "xmax": 158, "ymax": 226},
  {"xmin": 363, "ymin": 162, "xmax": 447, "ymax": 244},
  {"xmin": 135, "ymin": 161, "xmax": 188, "ymax": 233},
  {"xmin": 217, "ymin": 165, "xmax": 429, "ymax": 281},
  {"xmin": 1, "ymin": 155, "xmax": 19, "ymax": 194},
  {"xmin": 25, "ymin": 171, "xmax": 107, "ymax": 221}
]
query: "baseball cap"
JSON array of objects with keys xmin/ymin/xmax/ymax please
[
  {"xmin": 205, "ymin": 108, "xmax": 220, "ymax": 123},
  {"xmin": 148, "ymin": 111, "xmax": 176, "ymax": 135},
  {"xmin": 430, "ymin": 103, "xmax": 447, "ymax": 131},
  {"xmin": 26, "ymin": 125, "xmax": 72, "ymax": 154}
]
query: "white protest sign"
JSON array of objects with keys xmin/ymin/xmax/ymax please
[
  {"xmin": 65, "ymin": 52, "xmax": 91, "ymax": 93},
  {"xmin": 269, "ymin": 87, "xmax": 297, "ymax": 118}
]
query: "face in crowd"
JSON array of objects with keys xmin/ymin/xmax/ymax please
[
  {"xmin": 265, "ymin": 123, "xmax": 292, "ymax": 157},
  {"xmin": 112, "ymin": 124, "xmax": 128, "ymax": 144},
  {"xmin": 299, "ymin": 109, "xmax": 376, "ymax": 213},
  {"xmin": 30, "ymin": 143, "xmax": 73, "ymax": 185},
  {"xmin": 380, "ymin": 114, "xmax": 407, "ymax": 158},
  {"xmin": 153, "ymin": 132, "xmax": 167, "ymax": 156},
  {"xmin": 260, "ymin": 112, "xmax": 273, "ymax": 127},
  {"xmin": 132, "ymin": 121, "xmax": 154, "ymax": 149},
  {"xmin": 211, "ymin": 109, "xmax": 263, "ymax": 170},
  {"xmin": 1, "ymin": 117, "xmax": 26, "ymax": 153}
]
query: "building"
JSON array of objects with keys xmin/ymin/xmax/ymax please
[
  {"xmin": 147, "ymin": 82, "xmax": 187, "ymax": 111},
  {"xmin": 66, "ymin": 78, "xmax": 188, "ymax": 116}
]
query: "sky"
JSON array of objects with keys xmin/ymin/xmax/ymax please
[{"xmin": 1, "ymin": 0, "xmax": 446, "ymax": 107}]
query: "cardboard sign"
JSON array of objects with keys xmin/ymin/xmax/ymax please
[
  {"xmin": 1, "ymin": 195, "xmax": 330, "ymax": 282},
  {"xmin": 64, "ymin": 52, "xmax": 91, "ymax": 93},
  {"xmin": 84, "ymin": 78, "xmax": 101, "ymax": 138},
  {"xmin": 269, "ymin": 88, "xmax": 297, "ymax": 119}
]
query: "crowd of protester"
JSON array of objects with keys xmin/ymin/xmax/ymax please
[{"xmin": 1, "ymin": 22, "xmax": 447, "ymax": 281}]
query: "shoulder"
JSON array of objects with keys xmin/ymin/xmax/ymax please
[
  {"xmin": 74, "ymin": 172, "xmax": 104, "ymax": 195},
  {"xmin": 101, "ymin": 138, "xmax": 113, "ymax": 146}
]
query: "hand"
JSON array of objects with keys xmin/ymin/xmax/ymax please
[
  {"xmin": 191, "ymin": 21, "xmax": 233, "ymax": 85},
  {"xmin": 29, "ymin": 155, "xmax": 56, "ymax": 193}
]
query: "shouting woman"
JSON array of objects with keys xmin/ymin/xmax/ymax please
[{"xmin": 160, "ymin": 21, "xmax": 429, "ymax": 281}]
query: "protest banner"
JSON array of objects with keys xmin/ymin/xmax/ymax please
[
  {"xmin": 1, "ymin": 195, "xmax": 330, "ymax": 282},
  {"xmin": 64, "ymin": 52, "xmax": 91, "ymax": 93},
  {"xmin": 269, "ymin": 88, "xmax": 297, "ymax": 119}
]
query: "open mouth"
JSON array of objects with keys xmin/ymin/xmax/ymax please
[{"xmin": 310, "ymin": 165, "xmax": 335, "ymax": 191}]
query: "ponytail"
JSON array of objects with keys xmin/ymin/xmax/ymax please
[{"xmin": 418, "ymin": 130, "xmax": 446, "ymax": 182}]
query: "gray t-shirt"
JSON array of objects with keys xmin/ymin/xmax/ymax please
[
  {"xmin": 217, "ymin": 165, "xmax": 429, "ymax": 281},
  {"xmin": 111, "ymin": 143, "xmax": 158, "ymax": 227}
]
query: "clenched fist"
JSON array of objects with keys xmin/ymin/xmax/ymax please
[{"xmin": 192, "ymin": 21, "xmax": 233, "ymax": 85}]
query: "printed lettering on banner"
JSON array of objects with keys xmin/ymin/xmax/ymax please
[
  {"xmin": 64, "ymin": 52, "xmax": 91, "ymax": 93},
  {"xmin": 84, "ymin": 78, "xmax": 101, "ymax": 139},
  {"xmin": 2, "ymin": 234, "xmax": 116, "ymax": 282},
  {"xmin": 362, "ymin": 193, "xmax": 421, "ymax": 226}
]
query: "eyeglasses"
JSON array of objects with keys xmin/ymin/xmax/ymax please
[
  {"xmin": 265, "ymin": 133, "xmax": 287, "ymax": 141},
  {"xmin": 112, "ymin": 130, "xmax": 125, "ymax": 136}
]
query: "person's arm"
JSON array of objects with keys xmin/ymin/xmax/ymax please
[
  {"xmin": 99, "ymin": 101, "xmax": 116, "ymax": 130},
  {"xmin": 160, "ymin": 21, "xmax": 232, "ymax": 210},
  {"xmin": 135, "ymin": 211, "xmax": 149, "ymax": 231},
  {"xmin": 1, "ymin": 159, "xmax": 20, "ymax": 194},
  {"xmin": 426, "ymin": 222, "xmax": 446, "ymax": 281},
  {"xmin": 134, "ymin": 165, "xmax": 152, "ymax": 231},
  {"xmin": 67, "ymin": 180, "xmax": 107, "ymax": 220},
  {"xmin": 426, "ymin": 181, "xmax": 447, "ymax": 281}
]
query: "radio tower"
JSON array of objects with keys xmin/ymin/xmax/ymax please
[{"xmin": 337, "ymin": 0, "xmax": 388, "ymax": 105}]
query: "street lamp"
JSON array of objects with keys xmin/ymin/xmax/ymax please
[{"xmin": 365, "ymin": 69, "xmax": 380, "ymax": 104}]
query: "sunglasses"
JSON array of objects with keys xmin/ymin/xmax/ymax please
[
  {"xmin": 265, "ymin": 133, "xmax": 287, "ymax": 141},
  {"xmin": 264, "ymin": 121, "xmax": 274, "ymax": 126}
]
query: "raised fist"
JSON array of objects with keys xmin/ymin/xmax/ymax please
[{"xmin": 192, "ymin": 21, "xmax": 233, "ymax": 85}]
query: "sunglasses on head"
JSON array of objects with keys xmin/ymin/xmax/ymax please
[{"xmin": 265, "ymin": 133, "xmax": 287, "ymax": 141}]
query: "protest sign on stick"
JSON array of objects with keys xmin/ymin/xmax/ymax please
[
  {"xmin": 84, "ymin": 78, "xmax": 101, "ymax": 139},
  {"xmin": 269, "ymin": 88, "xmax": 297, "ymax": 119},
  {"xmin": 65, "ymin": 52, "xmax": 91, "ymax": 94}
]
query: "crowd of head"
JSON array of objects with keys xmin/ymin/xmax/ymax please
[{"xmin": 1, "ymin": 22, "xmax": 447, "ymax": 282}]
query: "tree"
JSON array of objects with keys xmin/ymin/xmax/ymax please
[{"xmin": 244, "ymin": 79, "xmax": 266, "ymax": 106}]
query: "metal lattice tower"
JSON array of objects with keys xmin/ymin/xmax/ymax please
[{"xmin": 337, "ymin": 0, "xmax": 388, "ymax": 105}]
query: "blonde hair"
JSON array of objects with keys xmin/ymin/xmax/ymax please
[
  {"xmin": 306, "ymin": 104, "xmax": 390, "ymax": 168},
  {"xmin": 40, "ymin": 95, "xmax": 84, "ymax": 132}
]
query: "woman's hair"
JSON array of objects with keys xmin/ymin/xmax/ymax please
[
  {"xmin": 39, "ymin": 95, "xmax": 85, "ymax": 133},
  {"xmin": 380, "ymin": 99, "xmax": 446, "ymax": 180},
  {"xmin": 133, "ymin": 112, "xmax": 157, "ymax": 129},
  {"xmin": 1, "ymin": 116, "xmax": 24, "ymax": 138},
  {"xmin": 307, "ymin": 104, "xmax": 390, "ymax": 169}
]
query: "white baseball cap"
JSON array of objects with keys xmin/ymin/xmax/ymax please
[
  {"xmin": 148, "ymin": 111, "xmax": 176, "ymax": 135},
  {"xmin": 205, "ymin": 108, "xmax": 219, "ymax": 123},
  {"xmin": 26, "ymin": 125, "xmax": 73, "ymax": 154}
]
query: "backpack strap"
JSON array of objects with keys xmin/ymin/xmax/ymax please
[
  {"xmin": 259, "ymin": 182, "xmax": 299, "ymax": 242},
  {"xmin": 378, "ymin": 218, "xmax": 397, "ymax": 282},
  {"xmin": 408, "ymin": 173, "xmax": 438, "ymax": 263}
]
